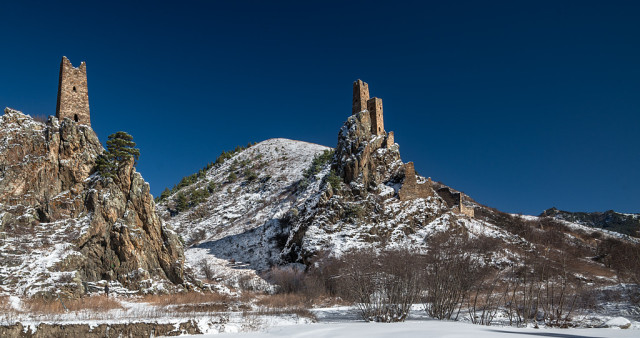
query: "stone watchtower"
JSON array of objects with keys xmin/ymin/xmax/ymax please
[
  {"xmin": 352, "ymin": 79, "xmax": 385, "ymax": 136},
  {"xmin": 56, "ymin": 56, "xmax": 91, "ymax": 126},
  {"xmin": 352, "ymin": 79, "xmax": 369, "ymax": 114}
]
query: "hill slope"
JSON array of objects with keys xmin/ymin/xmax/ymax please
[
  {"xmin": 156, "ymin": 138, "xmax": 331, "ymax": 271},
  {"xmin": 158, "ymin": 107, "xmax": 637, "ymax": 292},
  {"xmin": 0, "ymin": 108, "xmax": 185, "ymax": 297}
]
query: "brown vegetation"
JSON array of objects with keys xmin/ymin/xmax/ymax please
[
  {"xmin": 24, "ymin": 295, "xmax": 123, "ymax": 314},
  {"xmin": 0, "ymin": 296, "xmax": 10, "ymax": 312},
  {"xmin": 136, "ymin": 292, "xmax": 229, "ymax": 306}
]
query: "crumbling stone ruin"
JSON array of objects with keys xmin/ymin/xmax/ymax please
[
  {"xmin": 457, "ymin": 195, "xmax": 475, "ymax": 218},
  {"xmin": 352, "ymin": 79, "xmax": 391, "ymax": 140},
  {"xmin": 56, "ymin": 56, "xmax": 91, "ymax": 126},
  {"xmin": 436, "ymin": 187, "xmax": 475, "ymax": 218},
  {"xmin": 398, "ymin": 162, "xmax": 434, "ymax": 201},
  {"xmin": 352, "ymin": 79, "xmax": 369, "ymax": 114},
  {"xmin": 338, "ymin": 79, "xmax": 437, "ymax": 200}
]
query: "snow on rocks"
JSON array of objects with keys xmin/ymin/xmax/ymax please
[{"xmin": 603, "ymin": 317, "xmax": 632, "ymax": 329}]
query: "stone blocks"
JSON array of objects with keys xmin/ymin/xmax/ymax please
[
  {"xmin": 398, "ymin": 162, "xmax": 433, "ymax": 201},
  {"xmin": 56, "ymin": 56, "xmax": 91, "ymax": 126},
  {"xmin": 367, "ymin": 97, "xmax": 384, "ymax": 135},
  {"xmin": 352, "ymin": 79, "xmax": 370, "ymax": 114}
]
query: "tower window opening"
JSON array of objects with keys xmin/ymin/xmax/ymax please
[
  {"xmin": 72, "ymin": 86, "xmax": 76, "ymax": 92},
  {"xmin": 74, "ymin": 114, "xmax": 79, "ymax": 122}
]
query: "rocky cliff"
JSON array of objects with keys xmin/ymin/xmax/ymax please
[
  {"xmin": 280, "ymin": 109, "xmax": 472, "ymax": 263},
  {"xmin": 0, "ymin": 108, "xmax": 184, "ymax": 297}
]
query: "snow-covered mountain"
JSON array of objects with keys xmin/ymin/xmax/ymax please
[
  {"xmin": 157, "ymin": 105, "xmax": 635, "ymax": 287},
  {"xmin": 541, "ymin": 208, "xmax": 639, "ymax": 238}
]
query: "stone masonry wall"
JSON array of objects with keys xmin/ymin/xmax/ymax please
[
  {"xmin": 367, "ymin": 97, "xmax": 384, "ymax": 135},
  {"xmin": 385, "ymin": 131, "xmax": 394, "ymax": 148},
  {"xmin": 56, "ymin": 56, "xmax": 91, "ymax": 126},
  {"xmin": 456, "ymin": 193, "xmax": 475, "ymax": 218},
  {"xmin": 352, "ymin": 79, "xmax": 370, "ymax": 114},
  {"xmin": 398, "ymin": 162, "xmax": 433, "ymax": 201}
]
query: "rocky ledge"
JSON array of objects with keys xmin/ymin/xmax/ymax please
[{"xmin": 0, "ymin": 108, "xmax": 184, "ymax": 297}]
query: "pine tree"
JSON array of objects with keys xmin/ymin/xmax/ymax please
[
  {"xmin": 175, "ymin": 192, "xmax": 188, "ymax": 212},
  {"xmin": 96, "ymin": 131, "xmax": 140, "ymax": 179},
  {"xmin": 106, "ymin": 131, "xmax": 140, "ymax": 166},
  {"xmin": 160, "ymin": 188, "xmax": 171, "ymax": 200}
]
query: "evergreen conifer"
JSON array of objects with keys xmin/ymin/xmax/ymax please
[{"xmin": 96, "ymin": 131, "xmax": 140, "ymax": 179}]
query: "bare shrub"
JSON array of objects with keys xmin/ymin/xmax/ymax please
[
  {"xmin": 422, "ymin": 232, "xmax": 486, "ymax": 320},
  {"xmin": 259, "ymin": 261, "xmax": 342, "ymax": 306},
  {"xmin": 238, "ymin": 274, "xmax": 262, "ymax": 292},
  {"xmin": 199, "ymin": 258, "xmax": 215, "ymax": 281},
  {"xmin": 187, "ymin": 204, "xmax": 209, "ymax": 221},
  {"xmin": 336, "ymin": 248, "xmax": 422, "ymax": 322},
  {"xmin": 263, "ymin": 265, "xmax": 305, "ymax": 294},
  {"xmin": 602, "ymin": 239, "xmax": 640, "ymax": 306},
  {"xmin": 466, "ymin": 274, "xmax": 508, "ymax": 326},
  {"xmin": 501, "ymin": 250, "xmax": 589, "ymax": 328}
]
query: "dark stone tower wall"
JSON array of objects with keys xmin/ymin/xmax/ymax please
[
  {"xmin": 352, "ymin": 79, "xmax": 370, "ymax": 114},
  {"xmin": 367, "ymin": 97, "xmax": 384, "ymax": 135},
  {"xmin": 56, "ymin": 56, "xmax": 91, "ymax": 126}
]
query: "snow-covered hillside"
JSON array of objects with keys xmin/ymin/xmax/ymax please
[
  {"xmin": 157, "ymin": 138, "xmax": 331, "ymax": 272},
  {"xmin": 157, "ymin": 108, "xmax": 637, "ymax": 291}
]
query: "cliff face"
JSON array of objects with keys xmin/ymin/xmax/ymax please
[
  {"xmin": 333, "ymin": 110, "xmax": 403, "ymax": 192},
  {"xmin": 0, "ymin": 108, "xmax": 184, "ymax": 297},
  {"xmin": 281, "ymin": 110, "xmax": 455, "ymax": 264}
]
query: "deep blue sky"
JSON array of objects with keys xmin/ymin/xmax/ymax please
[{"xmin": 1, "ymin": 1, "xmax": 638, "ymax": 215}]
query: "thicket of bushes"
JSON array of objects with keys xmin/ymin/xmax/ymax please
[{"xmin": 261, "ymin": 231, "xmax": 606, "ymax": 326}]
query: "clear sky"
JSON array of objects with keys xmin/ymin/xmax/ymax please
[{"xmin": 1, "ymin": 1, "xmax": 638, "ymax": 215}]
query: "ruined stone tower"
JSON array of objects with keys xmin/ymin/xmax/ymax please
[
  {"xmin": 352, "ymin": 79, "xmax": 369, "ymax": 114},
  {"xmin": 56, "ymin": 56, "xmax": 90, "ymax": 126},
  {"xmin": 367, "ymin": 97, "xmax": 384, "ymax": 135},
  {"xmin": 352, "ymin": 79, "xmax": 386, "ymax": 136}
]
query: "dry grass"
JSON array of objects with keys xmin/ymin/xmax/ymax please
[
  {"xmin": 137, "ymin": 291, "xmax": 230, "ymax": 306},
  {"xmin": 249, "ymin": 293, "xmax": 318, "ymax": 321},
  {"xmin": 137, "ymin": 292, "xmax": 233, "ymax": 312},
  {"xmin": 256, "ymin": 293, "xmax": 308, "ymax": 308},
  {"xmin": 24, "ymin": 295, "xmax": 123, "ymax": 314}
]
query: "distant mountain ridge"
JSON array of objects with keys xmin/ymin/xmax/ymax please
[{"xmin": 541, "ymin": 207, "xmax": 640, "ymax": 238}]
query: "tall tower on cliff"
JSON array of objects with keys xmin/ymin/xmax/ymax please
[{"xmin": 56, "ymin": 56, "xmax": 91, "ymax": 126}]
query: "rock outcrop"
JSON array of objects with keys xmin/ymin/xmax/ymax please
[
  {"xmin": 0, "ymin": 108, "xmax": 184, "ymax": 297},
  {"xmin": 0, "ymin": 320, "xmax": 201, "ymax": 337},
  {"xmin": 333, "ymin": 109, "xmax": 403, "ymax": 192},
  {"xmin": 282, "ymin": 104, "xmax": 448, "ymax": 264}
]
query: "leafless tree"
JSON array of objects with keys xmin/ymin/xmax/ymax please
[
  {"xmin": 422, "ymin": 232, "xmax": 483, "ymax": 320},
  {"xmin": 336, "ymin": 248, "xmax": 422, "ymax": 322}
]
